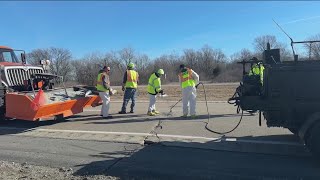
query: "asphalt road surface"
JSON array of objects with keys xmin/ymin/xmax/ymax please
[{"xmin": 0, "ymin": 101, "xmax": 319, "ymax": 179}]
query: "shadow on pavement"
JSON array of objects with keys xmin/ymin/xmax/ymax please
[
  {"xmin": 66, "ymin": 114, "xmax": 146, "ymax": 122},
  {"xmin": 74, "ymin": 138, "xmax": 320, "ymax": 180},
  {"xmin": 0, "ymin": 113, "xmax": 148, "ymax": 135},
  {"xmin": 0, "ymin": 119, "xmax": 60, "ymax": 135}
]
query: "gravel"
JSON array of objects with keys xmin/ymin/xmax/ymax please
[{"xmin": 0, "ymin": 160, "xmax": 118, "ymax": 180}]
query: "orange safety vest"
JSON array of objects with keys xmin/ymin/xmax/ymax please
[
  {"xmin": 125, "ymin": 70, "xmax": 138, "ymax": 88},
  {"xmin": 179, "ymin": 68, "xmax": 195, "ymax": 89}
]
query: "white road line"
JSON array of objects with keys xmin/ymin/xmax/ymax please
[{"xmin": 0, "ymin": 127, "xmax": 302, "ymax": 146}]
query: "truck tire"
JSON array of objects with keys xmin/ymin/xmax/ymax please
[
  {"xmin": 0, "ymin": 85, "xmax": 6, "ymax": 121},
  {"xmin": 305, "ymin": 121, "xmax": 320, "ymax": 160},
  {"xmin": 54, "ymin": 114, "xmax": 66, "ymax": 122}
]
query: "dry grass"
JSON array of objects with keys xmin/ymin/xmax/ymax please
[{"xmin": 111, "ymin": 83, "xmax": 239, "ymax": 101}]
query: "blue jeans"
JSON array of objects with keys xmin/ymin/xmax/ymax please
[{"xmin": 121, "ymin": 88, "xmax": 136, "ymax": 112}]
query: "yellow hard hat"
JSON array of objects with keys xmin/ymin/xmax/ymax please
[{"xmin": 157, "ymin": 69, "xmax": 164, "ymax": 75}]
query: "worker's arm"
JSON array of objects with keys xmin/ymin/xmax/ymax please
[
  {"xmin": 191, "ymin": 70, "xmax": 200, "ymax": 85},
  {"xmin": 151, "ymin": 77, "xmax": 162, "ymax": 94},
  {"xmin": 178, "ymin": 75, "xmax": 182, "ymax": 88},
  {"xmin": 136, "ymin": 72, "xmax": 139, "ymax": 84},
  {"xmin": 122, "ymin": 71, "xmax": 127, "ymax": 85}
]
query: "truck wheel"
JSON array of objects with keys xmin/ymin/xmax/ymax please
[
  {"xmin": 0, "ymin": 85, "xmax": 6, "ymax": 121},
  {"xmin": 54, "ymin": 114, "xmax": 66, "ymax": 122},
  {"xmin": 305, "ymin": 121, "xmax": 320, "ymax": 159}
]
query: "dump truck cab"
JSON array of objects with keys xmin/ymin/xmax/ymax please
[
  {"xmin": 0, "ymin": 46, "xmax": 44, "ymax": 91},
  {"xmin": 0, "ymin": 46, "xmax": 20, "ymax": 63}
]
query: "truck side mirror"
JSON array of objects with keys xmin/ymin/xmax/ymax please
[{"xmin": 21, "ymin": 53, "xmax": 26, "ymax": 64}]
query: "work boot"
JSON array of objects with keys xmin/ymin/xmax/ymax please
[
  {"xmin": 147, "ymin": 111, "xmax": 156, "ymax": 116},
  {"xmin": 118, "ymin": 111, "xmax": 126, "ymax": 114},
  {"xmin": 152, "ymin": 110, "xmax": 160, "ymax": 114},
  {"xmin": 181, "ymin": 114, "xmax": 188, "ymax": 118},
  {"xmin": 129, "ymin": 110, "xmax": 134, "ymax": 113}
]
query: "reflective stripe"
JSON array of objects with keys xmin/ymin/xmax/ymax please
[
  {"xmin": 125, "ymin": 70, "xmax": 138, "ymax": 88},
  {"xmin": 179, "ymin": 68, "xmax": 195, "ymax": 89}
]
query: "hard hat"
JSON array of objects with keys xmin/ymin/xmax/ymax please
[
  {"xmin": 157, "ymin": 69, "xmax": 164, "ymax": 75},
  {"xmin": 127, "ymin": 62, "xmax": 135, "ymax": 68},
  {"xmin": 45, "ymin": 60, "xmax": 51, "ymax": 65}
]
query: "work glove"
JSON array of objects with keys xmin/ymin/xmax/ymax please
[
  {"xmin": 109, "ymin": 88, "xmax": 114, "ymax": 96},
  {"xmin": 195, "ymin": 83, "xmax": 200, "ymax": 89},
  {"xmin": 122, "ymin": 86, "xmax": 125, "ymax": 91},
  {"xmin": 159, "ymin": 89, "xmax": 164, "ymax": 95}
]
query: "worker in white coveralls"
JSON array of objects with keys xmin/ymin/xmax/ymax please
[
  {"xmin": 96, "ymin": 66, "xmax": 113, "ymax": 119},
  {"xmin": 147, "ymin": 69, "xmax": 165, "ymax": 116},
  {"xmin": 178, "ymin": 64, "xmax": 200, "ymax": 118}
]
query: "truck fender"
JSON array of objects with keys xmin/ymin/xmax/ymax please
[{"xmin": 299, "ymin": 112, "xmax": 320, "ymax": 143}]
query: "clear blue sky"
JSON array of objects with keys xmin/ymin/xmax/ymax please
[{"xmin": 0, "ymin": 1, "xmax": 319, "ymax": 59}]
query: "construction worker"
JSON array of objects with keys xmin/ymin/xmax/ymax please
[
  {"xmin": 178, "ymin": 64, "xmax": 199, "ymax": 118},
  {"xmin": 96, "ymin": 66, "xmax": 113, "ymax": 119},
  {"xmin": 119, "ymin": 62, "xmax": 139, "ymax": 114},
  {"xmin": 249, "ymin": 57, "xmax": 265, "ymax": 84},
  {"xmin": 147, "ymin": 69, "xmax": 165, "ymax": 116}
]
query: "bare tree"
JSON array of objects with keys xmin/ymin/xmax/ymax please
[
  {"xmin": 28, "ymin": 47, "xmax": 73, "ymax": 81},
  {"xmin": 196, "ymin": 45, "xmax": 227, "ymax": 80},
  {"xmin": 151, "ymin": 52, "xmax": 183, "ymax": 83},
  {"xmin": 183, "ymin": 49, "xmax": 198, "ymax": 69},
  {"xmin": 49, "ymin": 48, "xmax": 72, "ymax": 81},
  {"xmin": 304, "ymin": 34, "xmax": 320, "ymax": 60},
  {"xmin": 119, "ymin": 47, "xmax": 135, "ymax": 66},
  {"xmin": 27, "ymin": 49, "xmax": 51, "ymax": 65},
  {"xmin": 253, "ymin": 35, "xmax": 291, "ymax": 61},
  {"xmin": 253, "ymin": 35, "xmax": 280, "ymax": 52}
]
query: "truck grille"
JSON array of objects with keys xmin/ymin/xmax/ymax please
[{"xmin": 6, "ymin": 68, "xmax": 43, "ymax": 86}]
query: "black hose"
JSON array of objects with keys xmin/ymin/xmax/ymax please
[
  {"xmin": 198, "ymin": 82, "xmax": 243, "ymax": 135},
  {"xmin": 168, "ymin": 98, "xmax": 182, "ymax": 115},
  {"xmin": 204, "ymin": 110, "xmax": 243, "ymax": 135}
]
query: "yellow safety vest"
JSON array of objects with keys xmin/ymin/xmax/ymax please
[
  {"xmin": 125, "ymin": 70, "xmax": 138, "ymax": 88},
  {"xmin": 147, "ymin": 73, "xmax": 161, "ymax": 95},
  {"xmin": 249, "ymin": 64, "xmax": 265, "ymax": 84},
  {"xmin": 179, "ymin": 68, "xmax": 195, "ymax": 89},
  {"xmin": 96, "ymin": 72, "xmax": 109, "ymax": 92}
]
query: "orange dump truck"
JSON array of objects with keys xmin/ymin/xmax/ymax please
[{"xmin": 0, "ymin": 46, "xmax": 101, "ymax": 121}]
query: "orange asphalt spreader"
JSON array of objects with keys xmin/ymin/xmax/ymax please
[{"xmin": 4, "ymin": 73, "xmax": 102, "ymax": 121}]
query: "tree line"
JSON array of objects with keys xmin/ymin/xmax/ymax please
[{"xmin": 26, "ymin": 34, "xmax": 320, "ymax": 86}]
